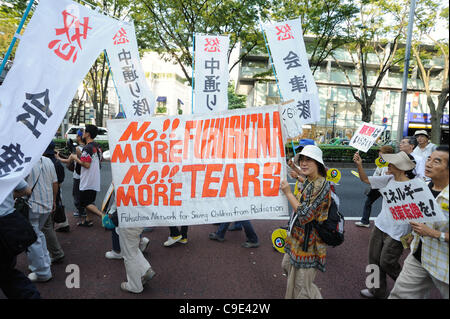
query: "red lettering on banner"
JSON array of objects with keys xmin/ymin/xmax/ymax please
[
  {"xmin": 263, "ymin": 162, "xmax": 281, "ymax": 196},
  {"xmin": 219, "ymin": 164, "xmax": 241, "ymax": 197},
  {"xmin": 119, "ymin": 122, "xmax": 151, "ymax": 141},
  {"xmin": 242, "ymin": 163, "xmax": 261, "ymax": 196},
  {"xmin": 409, "ymin": 203, "xmax": 424, "ymax": 219},
  {"xmin": 276, "ymin": 24, "xmax": 294, "ymax": 41},
  {"xmin": 202, "ymin": 164, "xmax": 223, "ymax": 197},
  {"xmin": 117, "ymin": 185, "xmax": 137, "ymax": 206},
  {"xmin": 182, "ymin": 164, "xmax": 206, "ymax": 198},
  {"xmin": 113, "ymin": 27, "xmax": 129, "ymax": 45},
  {"xmin": 111, "ymin": 144, "xmax": 134, "ymax": 163}
]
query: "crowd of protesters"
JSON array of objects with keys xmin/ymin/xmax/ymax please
[{"xmin": 0, "ymin": 126, "xmax": 448, "ymax": 299}]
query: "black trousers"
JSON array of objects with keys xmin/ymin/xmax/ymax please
[
  {"xmin": 169, "ymin": 226, "xmax": 188, "ymax": 239},
  {"xmin": 0, "ymin": 255, "xmax": 41, "ymax": 299}
]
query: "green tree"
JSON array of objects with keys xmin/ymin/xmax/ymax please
[{"xmin": 228, "ymin": 82, "xmax": 246, "ymax": 109}]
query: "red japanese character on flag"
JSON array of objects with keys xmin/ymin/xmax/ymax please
[
  {"xmin": 204, "ymin": 38, "xmax": 220, "ymax": 52},
  {"xmin": 48, "ymin": 10, "xmax": 92, "ymax": 63},
  {"xmin": 113, "ymin": 27, "xmax": 129, "ymax": 45},
  {"xmin": 276, "ymin": 24, "xmax": 294, "ymax": 41}
]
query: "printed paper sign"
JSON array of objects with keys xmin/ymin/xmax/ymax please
[
  {"xmin": 105, "ymin": 22, "xmax": 156, "ymax": 118},
  {"xmin": 0, "ymin": 0, "xmax": 118, "ymax": 203},
  {"xmin": 193, "ymin": 34, "xmax": 229, "ymax": 114},
  {"xmin": 262, "ymin": 18, "xmax": 320, "ymax": 138},
  {"xmin": 380, "ymin": 178, "xmax": 447, "ymax": 224},
  {"xmin": 107, "ymin": 105, "xmax": 289, "ymax": 228},
  {"xmin": 349, "ymin": 122, "xmax": 385, "ymax": 152}
]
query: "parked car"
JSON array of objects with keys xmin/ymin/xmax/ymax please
[
  {"xmin": 65, "ymin": 125, "xmax": 108, "ymax": 141},
  {"xmin": 327, "ymin": 137, "xmax": 350, "ymax": 145}
]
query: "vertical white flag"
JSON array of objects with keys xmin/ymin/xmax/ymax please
[
  {"xmin": 193, "ymin": 34, "xmax": 229, "ymax": 114},
  {"xmin": 105, "ymin": 22, "xmax": 156, "ymax": 118},
  {"xmin": 262, "ymin": 18, "xmax": 320, "ymax": 138},
  {"xmin": 0, "ymin": 0, "xmax": 118, "ymax": 203}
]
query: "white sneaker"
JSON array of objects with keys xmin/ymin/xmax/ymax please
[
  {"xmin": 105, "ymin": 250, "xmax": 123, "ymax": 259},
  {"xmin": 28, "ymin": 272, "xmax": 52, "ymax": 283},
  {"xmin": 163, "ymin": 235, "xmax": 182, "ymax": 247},
  {"xmin": 355, "ymin": 222, "xmax": 370, "ymax": 228},
  {"xmin": 139, "ymin": 237, "xmax": 150, "ymax": 252}
]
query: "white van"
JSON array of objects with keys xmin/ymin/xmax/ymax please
[{"xmin": 65, "ymin": 125, "xmax": 109, "ymax": 141}]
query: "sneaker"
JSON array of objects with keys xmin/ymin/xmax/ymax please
[
  {"xmin": 208, "ymin": 232, "xmax": 225, "ymax": 242},
  {"xmin": 355, "ymin": 222, "xmax": 370, "ymax": 228},
  {"xmin": 179, "ymin": 238, "xmax": 188, "ymax": 244},
  {"xmin": 139, "ymin": 237, "xmax": 150, "ymax": 252},
  {"xmin": 28, "ymin": 272, "xmax": 52, "ymax": 283},
  {"xmin": 360, "ymin": 288, "xmax": 376, "ymax": 299},
  {"xmin": 141, "ymin": 267, "xmax": 156, "ymax": 286},
  {"xmin": 55, "ymin": 225, "xmax": 70, "ymax": 233},
  {"xmin": 105, "ymin": 250, "xmax": 123, "ymax": 259},
  {"xmin": 73, "ymin": 211, "xmax": 79, "ymax": 217},
  {"xmin": 163, "ymin": 235, "xmax": 182, "ymax": 247},
  {"xmin": 241, "ymin": 241, "xmax": 260, "ymax": 248},
  {"xmin": 120, "ymin": 282, "xmax": 142, "ymax": 294}
]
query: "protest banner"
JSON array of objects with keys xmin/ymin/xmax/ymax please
[
  {"xmin": 107, "ymin": 105, "xmax": 289, "ymax": 228},
  {"xmin": 0, "ymin": 0, "xmax": 119, "ymax": 203},
  {"xmin": 349, "ymin": 122, "xmax": 385, "ymax": 153},
  {"xmin": 380, "ymin": 178, "xmax": 447, "ymax": 224},
  {"xmin": 105, "ymin": 21, "xmax": 156, "ymax": 118},
  {"xmin": 262, "ymin": 18, "xmax": 320, "ymax": 138},
  {"xmin": 193, "ymin": 34, "xmax": 229, "ymax": 114}
]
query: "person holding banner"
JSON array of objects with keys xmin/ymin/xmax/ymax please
[
  {"xmin": 389, "ymin": 146, "xmax": 449, "ymax": 299},
  {"xmin": 280, "ymin": 145, "xmax": 332, "ymax": 299},
  {"xmin": 353, "ymin": 151, "xmax": 417, "ymax": 299}
]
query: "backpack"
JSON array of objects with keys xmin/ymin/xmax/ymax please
[{"xmin": 312, "ymin": 196, "xmax": 345, "ymax": 247}]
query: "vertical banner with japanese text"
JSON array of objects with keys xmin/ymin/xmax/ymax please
[
  {"xmin": 107, "ymin": 105, "xmax": 289, "ymax": 228},
  {"xmin": 193, "ymin": 34, "xmax": 229, "ymax": 114},
  {"xmin": 262, "ymin": 18, "xmax": 320, "ymax": 138},
  {"xmin": 105, "ymin": 22, "xmax": 156, "ymax": 118},
  {"xmin": 0, "ymin": 0, "xmax": 118, "ymax": 203}
]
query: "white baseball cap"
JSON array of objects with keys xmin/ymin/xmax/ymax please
[
  {"xmin": 414, "ymin": 130, "xmax": 429, "ymax": 138},
  {"xmin": 299, "ymin": 145, "xmax": 324, "ymax": 166},
  {"xmin": 381, "ymin": 151, "xmax": 416, "ymax": 171}
]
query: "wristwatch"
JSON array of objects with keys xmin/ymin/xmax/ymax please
[{"xmin": 438, "ymin": 232, "xmax": 446, "ymax": 242}]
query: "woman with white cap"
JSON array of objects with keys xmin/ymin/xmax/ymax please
[
  {"xmin": 353, "ymin": 150, "xmax": 417, "ymax": 299},
  {"xmin": 280, "ymin": 145, "xmax": 332, "ymax": 299}
]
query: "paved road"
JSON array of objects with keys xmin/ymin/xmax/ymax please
[{"xmin": 1, "ymin": 163, "xmax": 441, "ymax": 300}]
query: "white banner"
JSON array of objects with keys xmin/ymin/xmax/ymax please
[
  {"xmin": 107, "ymin": 105, "xmax": 289, "ymax": 228},
  {"xmin": 0, "ymin": 0, "xmax": 118, "ymax": 203},
  {"xmin": 262, "ymin": 18, "xmax": 320, "ymax": 138},
  {"xmin": 193, "ymin": 34, "xmax": 229, "ymax": 114},
  {"xmin": 105, "ymin": 22, "xmax": 156, "ymax": 118},
  {"xmin": 380, "ymin": 178, "xmax": 447, "ymax": 224},
  {"xmin": 349, "ymin": 122, "xmax": 385, "ymax": 153}
]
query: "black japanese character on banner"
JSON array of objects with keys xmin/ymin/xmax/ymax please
[
  {"xmin": 283, "ymin": 51, "xmax": 301, "ymax": 70},
  {"xmin": 372, "ymin": 128, "xmax": 383, "ymax": 138},
  {"xmin": 207, "ymin": 95, "xmax": 217, "ymax": 110},
  {"xmin": 122, "ymin": 65, "xmax": 139, "ymax": 83},
  {"xmin": 289, "ymin": 75, "xmax": 308, "ymax": 93},
  {"xmin": 203, "ymin": 76, "xmax": 220, "ymax": 93},
  {"xmin": 418, "ymin": 201, "xmax": 436, "ymax": 217},
  {"xmin": 383, "ymin": 189, "xmax": 398, "ymax": 204},
  {"xmin": 396, "ymin": 187, "xmax": 406, "ymax": 201},
  {"xmin": 129, "ymin": 82, "xmax": 140, "ymax": 98},
  {"xmin": 133, "ymin": 98, "xmax": 151, "ymax": 116},
  {"xmin": 0, "ymin": 143, "xmax": 31, "ymax": 177},
  {"xmin": 296, "ymin": 100, "xmax": 311, "ymax": 120},
  {"xmin": 205, "ymin": 58, "xmax": 220, "ymax": 75},
  {"xmin": 16, "ymin": 89, "xmax": 52, "ymax": 138},
  {"xmin": 118, "ymin": 49, "xmax": 132, "ymax": 65}
]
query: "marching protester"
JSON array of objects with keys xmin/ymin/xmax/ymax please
[
  {"xmin": 389, "ymin": 146, "xmax": 449, "ymax": 299},
  {"xmin": 25, "ymin": 155, "xmax": 58, "ymax": 283},
  {"xmin": 399, "ymin": 136, "xmax": 426, "ymax": 179},
  {"xmin": 280, "ymin": 145, "xmax": 332, "ymax": 299},
  {"xmin": 69, "ymin": 124, "xmax": 103, "ymax": 227},
  {"xmin": 209, "ymin": 220, "xmax": 260, "ymax": 248},
  {"xmin": 353, "ymin": 151, "xmax": 417, "ymax": 299},
  {"xmin": 0, "ymin": 181, "xmax": 41, "ymax": 299},
  {"xmin": 355, "ymin": 145, "xmax": 394, "ymax": 228},
  {"xmin": 413, "ymin": 130, "xmax": 437, "ymax": 160}
]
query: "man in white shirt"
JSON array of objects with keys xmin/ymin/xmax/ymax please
[
  {"xmin": 412, "ymin": 130, "xmax": 436, "ymax": 161},
  {"xmin": 399, "ymin": 136, "xmax": 426, "ymax": 180}
]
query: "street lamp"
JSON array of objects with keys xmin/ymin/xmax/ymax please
[{"xmin": 331, "ymin": 103, "xmax": 337, "ymax": 138}]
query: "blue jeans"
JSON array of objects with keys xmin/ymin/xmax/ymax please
[{"xmin": 216, "ymin": 220, "xmax": 258, "ymax": 243}]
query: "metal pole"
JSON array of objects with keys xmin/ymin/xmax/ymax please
[
  {"xmin": 191, "ymin": 32, "xmax": 195, "ymax": 115},
  {"xmin": 332, "ymin": 103, "xmax": 337, "ymax": 138},
  {"xmin": 397, "ymin": 0, "xmax": 416, "ymax": 145},
  {"xmin": 0, "ymin": 0, "xmax": 35, "ymax": 76}
]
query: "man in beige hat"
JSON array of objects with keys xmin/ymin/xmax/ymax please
[{"xmin": 413, "ymin": 130, "xmax": 436, "ymax": 161}]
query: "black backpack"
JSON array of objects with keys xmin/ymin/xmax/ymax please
[{"xmin": 312, "ymin": 197, "xmax": 345, "ymax": 247}]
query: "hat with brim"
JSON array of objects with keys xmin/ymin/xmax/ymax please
[
  {"xmin": 414, "ymin": 130, "xmax": 429, "ymax": 138},
  {"xmin": 381, "ymin": 151, "xmax": 416, "ymax": 171},
  {"xmin": 299, "ymin": 145, "xmax": 324, "ymax": 166}
]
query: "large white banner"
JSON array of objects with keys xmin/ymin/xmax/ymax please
[
  {"xmin": 349, "ymin": 122, "xmax": 385, "ymax": 153},
  {"xmin": 262, "ymin": 18, "xmax": 320, "ymax": 138},
  {"xmin": 0, "ymin": 0, "xmax": 118, "ymax": 203},
  {"xmin": 107, "ymin": 105, "xmax": 289, "ymax": 228},
  {"xmin": 193, "ymin": 34, "xmax": 229, "ymax": 114},
  {"xmin": 380, "ymin": 178, "xmax": 447, "ymax": 224},
  {"xmin": 105, "ymin": 22, "xmax": 156, "ymax": 118}
]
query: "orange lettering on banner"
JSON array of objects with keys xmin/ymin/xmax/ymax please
[
  {"xmin": 154, "ymin": 141, "xmax": 168, "ymax": 162},
  {"xmin": 121, "ymin": 165, "xmax": 149, "ymax": 184},
  {"xmin": 119, "ymin": 121, "xmax": 151, "ymax": 141},
  {"xmin": 116, "ymin": 185, "xmax": 137, "ymax": 206},
  {"xmin": 183, "ymin": 120, "xmax": 196, "ymax": 160},
  {"xmin": 263, "ymin": 162, "xmax": 281, "ymax": 196},
  {"xmin": 182, "ymin": 164, "xmax": 206, "ymax": 198},
  {"xmin": 272, "ymin": 111, "xmax": 285, "ymax": 157},
  {"xmin": 248, "ymin": 114, "xmax": 258, "ymax": 158},
  {"xmin": 202, "ymin": 164, "xmax": 223, "ymax": 197},
  {"xmin": 219, "ymin": 164, "xmax": 241, "ymax": 197},
  {"xmin": 136, "ymin": 142, "xmax": 152, "ymax": 162},
  {"xmin": 258, "ymin": 113, "xmax": 271, "ymax": 158},
  {"xmin": 170, "ymin": 183, "xmax": 182, "ymax": 206},
  {"xmin": 169, "ymin": 140, "xmax": 183, "ymax": 163},
  {"xmin": 111, "ymin": 144, "xmax": 134, "ymax": 163},
  {"xmin": 154, "ymin": 184, "xmax": 168, "ymax": 206},
  {"xmin": 242, "ymin": 163, "xmax": 261, "ymax": 196},
  {"xmin": 138, "ymin": 185, "xmax": 152, "ymax": 205}
]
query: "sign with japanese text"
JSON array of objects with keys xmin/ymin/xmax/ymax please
[
  {"xmin": 107, "ymin": 105, "xmax": 289, "ymax": 228},
  {"xmin": 193, "ymin": 34, "xmax": 229, "ymax": 114},
  {"xmin": 0, "ymin": 0, "xmax": 118, "ymax": 203},
  {"xmin": 262, "ymin": 18, "xmax": 320, "ymax": 138},
  {"xmin": 105, "ymin": 22, "xmax": 156, "ymax": 118},
  {"xmin": 349, "ymin": 122, "xmax": 385, "ymax": 153},
  {"xmin": 380, "ymin": 179, "xmax": 447, "ymax": 224}
]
